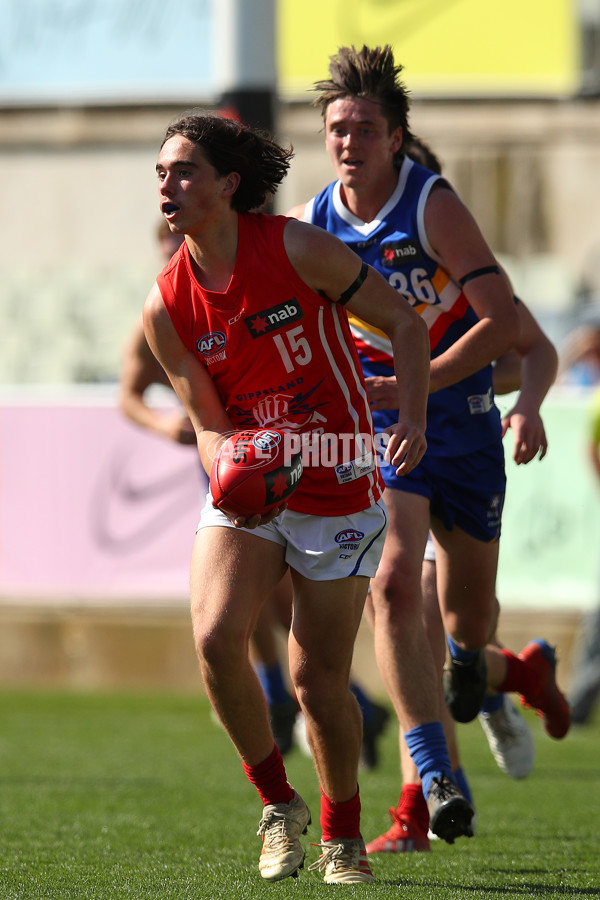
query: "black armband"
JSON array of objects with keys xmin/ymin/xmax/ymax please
[
  {"xmin": 338, "ymin": 261, "xmax": 369, "ymax": 305},
  {"xmin": 458, "ymin": 265, "xmax": 501, "ymax": 287}
]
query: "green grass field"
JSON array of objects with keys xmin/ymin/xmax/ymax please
[{"xmin": 0, "ymin": 689, "xmax": 597, "ymax": 899}]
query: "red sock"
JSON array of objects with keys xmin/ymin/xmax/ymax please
[
  {"xmin": 498, "ymin": 649, "xmax": 537, "ymax": 695},
  {"xmin": 320, "ymin": 786, "xmax": 361, "ymax": 841},
  {"xmin": 398, "ymin": 783, "xmax": 430, "ymax": 834},
  {"xmin": 242, "ymin": 745, "xmax": 294, "ymax": 807}
]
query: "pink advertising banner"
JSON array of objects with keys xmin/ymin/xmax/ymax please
[{"xmin": 0, "ymin": 397, "xmax": 207, "ymax": 600}]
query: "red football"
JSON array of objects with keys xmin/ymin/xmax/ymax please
[{"xmin": 210, "ymin": 429, "xmax": 303, "ymax": 518}]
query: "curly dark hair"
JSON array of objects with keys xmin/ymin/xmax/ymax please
[
  {"xmin": 312, "ymin": 45, "xmax": 415, "ymax": 163},
  {"xmin": 161, "ymin": 112, "xmax": 294, "ymax": 213}
]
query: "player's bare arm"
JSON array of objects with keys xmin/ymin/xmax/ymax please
[
  {"xmin": 143, "ymin": 284, "xmax": 287, "ymax": 528},
  {"xmin": 119, "ymin": 316, "xmax": 196, "ymax": 444},
  {"xmin": 500, "ymin": 299, "xmax": 558, "ymax": 464},
  {"xmin": 143, "ymin": 283, "xmax": 232, "ymax": 469},
  {"xmin": 510, "ymin": 300, "xmax": 558, "ymax": 411},
  {"xmin": 491, "ymin": 351, "xmax": 522, "ymax": 395},
  {"xmin": 424, "ymin": 186, "xmax": 520, "ymax": 392},
  {"xmin": 283, "ymin": 219, "xmax": 429, "ymax": 474}
]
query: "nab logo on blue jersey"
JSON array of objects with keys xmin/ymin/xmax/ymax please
[
  {"xmin": 197, "ymin": 332, "xmax": 226, "ymax": 356},
  {"xmin": 380, "ymin": 239, "xmax": 422, "ymax": 267}
]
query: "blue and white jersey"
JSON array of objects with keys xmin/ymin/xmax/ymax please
[{"xmin": 304, "ymin": 156, "xmax": 502, "ymax": 457}]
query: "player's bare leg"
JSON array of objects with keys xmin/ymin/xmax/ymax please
[
  {"xmin": 191, "ymin": 526, "xmax": 310, "ymax": 882},
  {"xmin": 367, "ymin": 549, "xmax": 470, "ymax": 854},
  {"xmin": 421, "ymin": 559, "xmax": 460, "ymax": 757},
  {"xmin": 433, "ymin": 524, "xmax": 570, "ymax": 740},
  {"xmin": 432, "ymin": 524, "xmax": 499, "ymax": 724},
  {"xmin": 370, "ymin": 491, "xmax": 439, "ymax": 732},
  {"xmin": 288, "ymin": 572, "xmax": 374, "ymax": 882},
  {"xmin": 191, "ymin": 526, "xmax": 288, "ymax": 763},
  {"xmin": 250, "ymin": 574, "xmax": 299, "ymax": 756},
  {"xmin": 367, "ymin": 489, "xmax": 473, "ymax": 848},
  {"xmin": 423, "ymin": 553, "xmax": 533, "ymax": 783},
  {"xmin": 288, "ymin": 573, "xmax": 366, "ymax": 800}
]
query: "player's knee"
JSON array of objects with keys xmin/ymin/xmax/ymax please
[
  {"xmin": 294, "ymin": 674, "xmax": 344, "ymax": 724},
  {"xmin": 193, "ymin": 622, "xmax": 243, "ymax": 670},
  {"xmin": 371, "ymin": 564, "xmax": 421, "ymax": 621}
]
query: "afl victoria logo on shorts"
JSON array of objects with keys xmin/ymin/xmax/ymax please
[{"xmin": 334, "ymin": 529, "xmax": 364, "ymax": 551}]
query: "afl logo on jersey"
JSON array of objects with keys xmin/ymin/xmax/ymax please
[{"xmin": 197, "ymin": 332, "xmax": 226, "ymax": 356}]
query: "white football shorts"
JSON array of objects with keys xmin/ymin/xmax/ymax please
[
  {"xmin": 424, "ymin": 531, "xmax": 436, "ymax": 562},
  {"xmin": 197, "ymin": 491, "xmax": 388, "ymax": 581}
]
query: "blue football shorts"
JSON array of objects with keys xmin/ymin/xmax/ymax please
[{"xmin": 378, "ymin": 441, "xmax": 506, "ymax": 543}]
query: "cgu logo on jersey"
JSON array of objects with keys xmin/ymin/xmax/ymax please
[
  {"xmin": 334, "ymin": 529, "xmax": 364, "ymax": 551},
  {"xmin": 380, "ymin": 239, "xmax": 422, "ymax": 267},
  {"xmin": 245, "ymin": 300, "xmax": 304, "ymax": 338},
  {"xmin": 197, "ymin": 331, "xmax": 226, "ymax": 357}
]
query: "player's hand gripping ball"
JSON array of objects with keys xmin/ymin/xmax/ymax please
[{"xmin": 210, "ymin": 429, "xmax": 303, "ymax": 518}]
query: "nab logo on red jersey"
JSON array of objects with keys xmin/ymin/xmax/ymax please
[
  {"xmin": 244, "ymin": 300, "xmax": 304, "ymax": 338},
  {"xmin": 197, "ymin": 332, "xmax": 226, "ymax": 356}
]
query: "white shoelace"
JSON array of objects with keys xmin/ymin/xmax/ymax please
[{"xmin": 308, "ymin": 841, "xmax": 359, "ymax": 873}]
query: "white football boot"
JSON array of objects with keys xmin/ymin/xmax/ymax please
[
  {"xmin": 479, "ymin": 693, "xmax": 535, "ymax": 779},
  {"xmin": 309, "ymin": 836, "xmax": 374, "ymax": 883},
  {"xmin": 257, "ymin": 791, "xmax": 311, "ymax": 881}
]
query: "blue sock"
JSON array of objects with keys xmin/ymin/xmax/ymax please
[
  {"xmin": 453, "ymin": 766, "xmax": 474, "ymax": 806},
  {"xmin": 351, "ymin": 682, "xmax": 374, "ymax": 724},
  {"xmin": 447, "ymin": 635, "xmax": 479, "ymax": 664},
  {"xmin": 480, "ymin": 693, "xmax": 503, "ymax": 714},
  {"xmin": 404, "ymin": 722, "xmax": 453, "ymax": 798},
  {"xmin": 254, "ymin": 662, "xmax": 290, "ymax": 707}
]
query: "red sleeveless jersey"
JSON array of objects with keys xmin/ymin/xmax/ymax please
[{"xmin": 157, "ymin": 213, "xmax": 383, "ymax": 515}]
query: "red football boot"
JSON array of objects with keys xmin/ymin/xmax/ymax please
[
  {"xmin": 365, "ymin": 807, "xmax": 430, "ymax": 854},
  {"xmin": 518, "ymin": 640, "xmax": 571, "ymax": 739}
]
